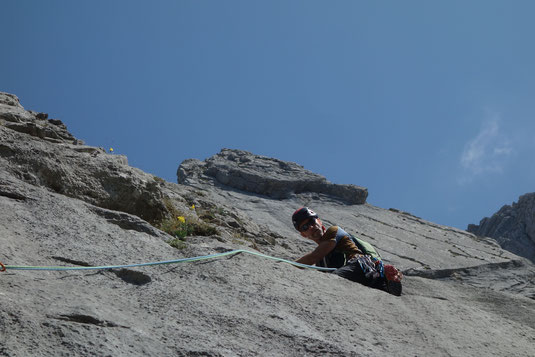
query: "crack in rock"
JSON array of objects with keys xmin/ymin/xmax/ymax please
[
  {"xmin": 87, "ymin": 205, "xmax": 166, "ymax": 238},
  {"xmin": 51, "ymin": 256, "xmax": 92, "ymax": 267},
  {"xmin": 404, "ymin": 259, "xmax": 526, "ymax": 280},
  {"xmin": 51, "ymin": 257, "xmax": 152, "ymax": 286},
  {"xmin": 113, "ymin": 268, "xmax": 152, "ymax": 286},
  {"xmin": 54, "ymin": 314, "xmax": 128, "ymax": 328},
  {"xmin": 0, "ymin": 189, "xmax": 27, "ymax": 201}
]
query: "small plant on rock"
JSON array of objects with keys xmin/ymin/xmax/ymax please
[
  {"xmin": 159, "ymin": 214, "xmax": 219, "ymax": 249},
  {"xmin": 153, "ymin": 176, "xmax": 166, "ymax": 185},
  {"xmin": 161, "ymin": 216, "xmax": 193, "ymax": 239},
  {"xmin": 167, "ymin": 237, "xmax": 187, "ymax": 250}
]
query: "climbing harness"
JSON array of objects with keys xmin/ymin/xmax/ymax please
[{"xmin": 0, "ymin": 250, "xmax": 336, "ymax": 273}]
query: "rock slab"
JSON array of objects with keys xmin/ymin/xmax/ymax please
[{"xmin": 1, "ymin": 92, "xmax": 535, "ymax": 357}]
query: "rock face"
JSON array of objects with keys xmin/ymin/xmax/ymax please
[
  {"xmin": 1, "ymin": 92, "xmax": 535, "ymax": 357},
  {"xmin": 178, "ymin": 148, "xmax": 368, "ymax": 204},
  {"xmin": 468, "ymin": 193, "xmax": 535, "ymax": 262},
  {"xmin": 0, "ymin": 92, "xmax": 79, "ymax": 144},
  {"xmin": 0, "ymin": 92, "xmax": 171, "ymax": 223}
]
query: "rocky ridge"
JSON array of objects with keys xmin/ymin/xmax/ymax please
[
  {"xmin": 468, "ymin": 193, "xmax": 535, "ymax": 262},
  {"xmin": 178, "ymin": 149, "xmax": 368, "ymax": 204},
  {"xmin": 0, "ymin": 92, "xmax": 168, "ymax": 223},
  {"xmin": 1, "ymin": 92, "xmax": 534, "ymax": 357}
]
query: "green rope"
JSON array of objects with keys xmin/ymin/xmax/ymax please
[{"xmin": 2, "ymin": 249, "xmax": 336, "ymax": 272}]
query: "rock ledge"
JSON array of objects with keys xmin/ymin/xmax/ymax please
[{"xmin": 178, "ymin": 148, "xmax": 368, "ymax": 204}]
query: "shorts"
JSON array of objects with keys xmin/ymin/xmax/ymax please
[{"xmin": 333, "ymin": 255, "xmax": 388, "ymax": 292}]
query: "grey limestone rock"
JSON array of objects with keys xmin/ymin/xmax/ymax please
[
  {"xmin": 0, "ymin": 92, "xmax": 79, "ymax": 144},
  {"xmin": 468, "ymin": 193, "xmax": 535, "ymax": 262},
  {"xmin": 1, "ymin": 92, "xmax": 535, "ymax": 357},
  {"xmin": 0, "ymin": 92, "xmax": 172, "ymax": 223},
  {"xmin": 178, "ymin": 148, "xmax": 368, "ymax": 204}
]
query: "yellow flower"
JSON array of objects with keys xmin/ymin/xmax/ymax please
[{"xmin": 177, "ymin": 216, "xmax": 186, "ymax": 224}]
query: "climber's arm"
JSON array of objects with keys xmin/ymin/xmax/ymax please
[{"xmin": 296, "ymin": 240, "xmax": 336, "ymax": 266}]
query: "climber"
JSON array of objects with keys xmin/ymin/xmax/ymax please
[{"xmin": 292, "ymin": 207, "xmax": 403, "ymax": 296}]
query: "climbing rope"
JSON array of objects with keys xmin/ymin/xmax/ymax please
[{"xmin": 0, "ymin": 250, "xmax": 336, "ymax": 272}]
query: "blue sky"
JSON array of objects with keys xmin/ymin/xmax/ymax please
[{"xmin": 2, "ymin": 1, "xmax": 534, "ymax": 229}]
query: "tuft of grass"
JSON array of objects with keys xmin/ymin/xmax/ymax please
[
  {"xmin": 160, "ymin": 216, "xmax": 194, "ymax": 239},
  {"xmin": 163, "ymin": 197, "xmax": 176, "ymax": 213},
  {"xmin": 167, "ymin": 237, "xmax": 187, "ymax": 250},
  {"xmin": 158, "ymin": 197, "xmax": 218, "ymax": 250},
  {"xmin": 199, "ymin": 211, "xmax": 216, "ymax": 223},
  {"xmin": 159, "ymin": 215, "xmax": 218, "ymax": 249},
  {"xmin": 196, "ymin": 206, "xmax": 229, "ymax": 224},
  {"xmin": 153, "ymin": 176, "xmax": 166, "ymax": 185}
]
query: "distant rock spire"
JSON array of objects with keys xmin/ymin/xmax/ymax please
[{"xmin": 468, "ymin": 193, "xmax": 535, "ymax": 262}]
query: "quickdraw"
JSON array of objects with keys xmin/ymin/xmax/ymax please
[{"xmin": 0, "ymin": 261, "xmax": 6, "ymax": 272}]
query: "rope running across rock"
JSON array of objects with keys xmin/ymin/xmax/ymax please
[{"xmin": 0, "ymin": 250, "xmax": 336, "ymax": 272}]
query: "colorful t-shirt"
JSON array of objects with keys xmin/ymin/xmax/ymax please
[{"xmin": 320, "ymin": 226, "xmax": 363, "ymax": 261}]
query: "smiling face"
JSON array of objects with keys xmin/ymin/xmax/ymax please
[{"xmin": 299, "ymin": 217, "xmax": 324, "ymax": 243}]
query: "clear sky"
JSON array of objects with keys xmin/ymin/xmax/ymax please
[{"xmin": 2, "ymin": 1, "xmax": 534, "ymax": 230}]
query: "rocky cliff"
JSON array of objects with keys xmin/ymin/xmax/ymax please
[
  {"xmin": 1, "ymin": 92, "xmax": 534, "ymax": 357},
  {"xmin": 468, "ymin": 193, "xmax": 535, "ymax": 263},
  {"xmin": 177, "ymin": 149, "xmax": 368, "ymax": 204}
]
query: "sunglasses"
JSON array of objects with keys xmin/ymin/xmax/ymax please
[{"xmin": 298, "ymin": 218, "xmax": 316, "ymax": 232}]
